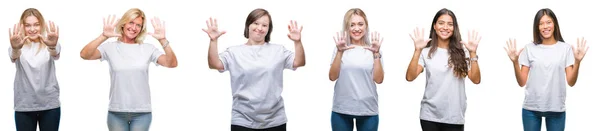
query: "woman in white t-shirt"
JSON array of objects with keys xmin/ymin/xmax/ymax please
[
  {"xmin": 328, "ymin": 8, "xmax": 384, "ymax": 131},
  {"xmin": 79, "ymin": 8, "xmax": 178, "ymax": 131},
  {"xmin": 9, "ymin": 8, "xmax": 62, "ymax": 131},
  {"xmin": 405, "ymin": 8, "xmax": 482, "ymax": 131},
  {"xmin": 504, "ymin": 8, "xmax": 588, "ymax": 131},
  {"xmin": 204, "ymin": 8, "xmax": 306, "ymax": 131}
]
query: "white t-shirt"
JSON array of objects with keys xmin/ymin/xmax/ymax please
[
  {"xmin": 330, "ymin": 46, "xmax": 382, "ymax": 116},
  {"xmin": 519, "ymin": 42, "xmax": 574, "ymax": 112},
  {"xmin": 9, "ymin": 42, "xmax": 62, "ymax": 111},
  {"xmin": 97, "ymin": 41, "xmax": 164, "ymax": 112},
  {"xmin": 218, "ymin": 43, "xmax": 295, "ymax": 129},
  {"xmin": 418, "ymin": 47, "xmax": 470, "ymax": 124}
]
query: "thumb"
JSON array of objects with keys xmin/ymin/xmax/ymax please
[
  {"xmin": 220, "ymin": 31, "xmax": 227, "ymax": 35},
  {"xmin": 202, "ymin": 29, "xmax": 208, "ymax": 33},
  {"xmin": 517, "ymin": 48, "xmax": 524, "ymax": 54},
  {"xmin": 425, "ymin": 38, "xmax": 432, "ymax": 43},
  {"xmin": 21, "ymin": 36, "xmax": 30, "ymax": 44},
  {"xmin": 37, "ymin": 34, "xmax": 46, "ymax": 41}
]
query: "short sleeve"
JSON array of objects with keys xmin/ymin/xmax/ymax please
[
  {"xmin": 97, "ymin": 42, "xmax": 109, "ymax": 62},
  {"xmin": 283, "ymin": 47, "xmax": 295, "ymax": 70},
  {"xmin": 418, "ymin": 49, "xmax": 425, "ymax": 68},
  {"xmin": 218, "ymin": 48, "xmax": 233, "ymax": 73},
  {"xmin": 565, "ymin": 45, "xmax": 575, "ymax": 68},
  {"xmin": 150, "ymin": 45, "xmax": 165, "ymax": 66},
  {"xmin": 518, "ymin": 46, "xmax": 530, "ymax": 67},
  {"xmin": 51, "ymin": 43, "xmax": 62, "ymax": 60}
]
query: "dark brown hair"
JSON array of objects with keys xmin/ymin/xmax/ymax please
[
  {"xmin": 426, "ymin": 8, "xmax": 468, "ymax": 78},
  {"xmin": 533, "ymin": 8, "xmax": 564, "ymax": 44},
  {"xmin": 244, "ymin": 8, "xmax": 273, "ymax": 42}
]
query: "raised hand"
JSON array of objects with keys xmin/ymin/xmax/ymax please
[
  {"xmin": 409, "ymin": 27, "xmax": 430, "ymax": 50},
  {"xmin": 9, "ymin": 23, "xmax": 29, "ymax": 49},
  {"xmin": 148, "ymin": 17, "xmax": 166, "ymax": 40},
  {"xmin": 333, "ymin": 31, "xmax": 355, "ymax": 51},
  {"xmin": 504, "ymin": 38, "xmax": 523, "ymax": 62},
  {"xmin": 202, "ymin": 17, "xmax": 226, "ymax": 41},
  {"xmin": 103, "ymin": 15, "xmax": 121, "ymax": 38},
  {"xmin": 461, "ymin": 30, "xmax": 482, "ymax": 53},
  {"xmin": 287, "ymin": 20, "xmax": 302, "ymax": 42},
  {"xmin": 39, "ymin": 21, "xmax": 59, "ymax": 47},
  {"xmin": 573, "ymin": 37, "xmax": 589, "ymax": 62},
  {"xmin": 367, "ymin": 31, "xmax": 383, "ymax": 53}
]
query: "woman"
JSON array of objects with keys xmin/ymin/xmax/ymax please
[
  {"xmin": 204, "ymin": 8, "xmax": 306, "ymax": 131},
  {"xmin": 504, "ymin": 8, "xmax": 588, "ymax": 131},
  {"xmin": 79, "ymin": 8, "xmax": 178, "ymax": 131},
  {"xmin": 405, "ymin": 8, "xmax": 481, "ymax": 131},
  {"xmin": 9, "ymin": 8, "xmax": 61, "ymax": 131},
  {"xmin": 328, "ymin": 8, "xmax": 384, "ymax": 131}
]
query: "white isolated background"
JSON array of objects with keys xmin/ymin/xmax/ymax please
[{"xmin": 0, "ymin": 0, "xmax": 597, "ymax": 130}]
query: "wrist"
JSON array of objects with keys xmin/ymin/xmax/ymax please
[{"xmin": 373, "ymin": 52, "xmax": 382, "ymax": 59}]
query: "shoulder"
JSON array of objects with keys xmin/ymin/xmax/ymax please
[{"xmin": 556, "ymin": 41, "xmax": 572, "ymax": 49}]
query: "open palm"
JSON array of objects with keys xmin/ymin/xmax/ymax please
[
  {"xmin": 148, "ymin": 17, "xmax": 166, "ymax": 40},
  {"xmin": 573, "ymin": 37, "xmax": 589, "ymax": 62},
  {"xmin": 103, "ymin": 15, "xmax": 121, "ymax": 38},
  {"xmin": 202, "ymin": 17, "xmax": 226, "ymax": 41},
  {"xmin": 9, "ymin": 23, "xmax": 28, "ymax": 49},
  {"xmin": 367, "ymin": 31, "xmax": 383, "ymax": 53},
  {"xmin": 409, "ymin": 27, "xmax": 430, "ymax": 50},
  {"xmin": 41, "ymin": 21, "xmax": 59, "ymax": 47},
  {"xmin": 504, "ymin": 38, "xmax": 523, "ymax": 62},
  {"xmin": 461, "ymin": 30, "xmax": 481, "ymax": 53},
  {"xmin": 287, "ymin": 20, "xmax": 302, "ymax": 42}
]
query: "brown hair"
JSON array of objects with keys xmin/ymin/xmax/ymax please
[
  {"xmin": 244, "ymin": 8, "xmax": 273, "ymax": 42},
  {"xmin": 533, "ymin": 8, "xmax": 564, "ymax": 44},
  {"xmin": 426, "ymin": 8, "xmax": 468, "ymax": 78}
]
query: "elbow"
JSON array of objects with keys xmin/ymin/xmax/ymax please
[
  {"xmin": 406, "ymin": 74, "xmax": 415, "ymax": 82},
  {"xmin": 568, "ymin": 82, "xmax": 575, "ymax": 87},
  {"xmin": 518, "ymin": 83, "xmax": 526, "ymax": 88},
  {"xmin": 329, "ymin": 75, "xmax": 337, "ymax": 81},
  {"xmin": 375, "ymin": 79, "xmax": 383, "ymax": 84},
  {"xmin": 293, "ymin": 61, "xmax": 306, "ymax": 69}
]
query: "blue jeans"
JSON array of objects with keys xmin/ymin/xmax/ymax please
[
  {"xmin": 15, "ymin": 107, "xmax": 61, "ymax": 131},
  {"xmin": 331, "ymin": 111, "xmax": 379, "ymax": 131},
  {"xmin": 522, "ymin": 108, "xmax": 566, "ymax": 131},
  {"xmin": 107, "ymin": 111, "xmax": 152, "ymax": 131}
]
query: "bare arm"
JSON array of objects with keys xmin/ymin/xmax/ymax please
[
  {"xmin": 512, "ymin": 61, "xmax": 530, "ymax": 87},
  {"xmin": 10, "ymin": 48, "xmax": 21, "ymax": 62},
  {"xmin": 467, "ymin": 52, "xmax": 481, "ymax": 84},
  {"xmin": 406, "ymin": 49, "xmax": 424, "ymax": 81},
  {"xmin": 207, "ymin": 40, "xmax": 224, "ymax": 70},
  {"xmin": 328, "ymin": 51, "xmax": 343, "ymax": 81},
  {"xmin": 373, "ymin": 53, "xmax": 384, "ymax": 84},
  {"xmin": 80, "ymin": 35, "xmax": 107, "ymax": 60},
  {"xmin": 292, "ymin": 40, "xmax": 305, "ymax": 68},
  {"xmin": 565, "ymin": 61, "xmax": 580, "ymax": 87},
  {"xmin": 157, "ymin": 39, "xmax": 178, "ymax": 68}
]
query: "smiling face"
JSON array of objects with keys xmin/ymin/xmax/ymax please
[
  {"xmin": 434, "ymin": 14, "xmax": 454, "ymax": 41},
  {"xmin": 122, "ymin": 17, "xmax": 143, "ymax": 41},
  {"xmin": 538, "ymin": 14, "xmax": 554, "ymax": 40},
  {"xmin": 348, "ymin": 14, "xmax": 366, "ymax": 42},
  {"xmin": 248, "ymin": 15, "xmax": 270, "ymax": 42},
  {"xmin": 23, "ymin": 15, "xmax": 42, "ymax": 40}
]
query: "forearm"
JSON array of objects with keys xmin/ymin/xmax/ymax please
[
  {"xmin": 373, "ymin": 54, "xmax": 384, "ymax": 84},
  {"xmin": 406, "ymin": 50, "xmax": 422, "ymax": 81},
  {"xmin": 11, "ymin": 48, "xmax": 21, "ymax": 60},
  {"xmin": 567, "ymin": 61, "xmax": 581, "ymax": 86},
  {"xmin": 80, "ymin": 35, "xmax": 107, "ymax": 59},
  {"xmin": 208, "ymin": 40, "xmax": 222, "ymax": 69},
  {"xmin": 293, "ymin": 41, "xmax": 305, "ymax": 68},
  {"xmin": 468, "ymin": 52, "xmax": 480, "ymax": 84},
  {"xmin": 328, "ymin": 51, "xmax": 343, "ymax": 81},
  {"xmin": 48, "ymin": 45, "xmax": 59, "ymax": 57},
  {"xmin": 160, "ymin": 39, "xmax": 177, "ymax": 67},
  {"xmin": 511, "ymin": 61, "xmax": 525, "ymax": 87}
]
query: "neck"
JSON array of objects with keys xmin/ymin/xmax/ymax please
[
  {"xmin": 437, "ymin": 37, "xmax": 450, "ymax": 49},
  {"xmin": 121, "ymin": 37, "xmax": 136, "ymax": 44},
  {"xmin": 541, "ymin": 37, "xmax": 557, "ymax": 45},
  {"xmin": 246, "ymin": 39, "xmax": 266, "ymax": 45}
]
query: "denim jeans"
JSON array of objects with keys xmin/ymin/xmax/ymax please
[
  {"xmin": 331, "ymin": 111, "xmax": 379, "ymax": 131},
  {"xmin": 522, "ymin": 108, "xmax": 566, "ymax": 131},
  {"xmin": 107, "ymin": 111, "xmax": 152, "ymax": 131},
  {"xmin": 15, "ymin": 107, "xmax": 61, "ymax": 131}
]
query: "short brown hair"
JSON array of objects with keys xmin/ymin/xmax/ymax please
[{"xmin": 244, "ymin": 8, "xmax": 273, "ymax": 42}]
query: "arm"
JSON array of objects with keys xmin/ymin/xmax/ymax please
[
  {"xmin": 373, "ymin": 53, "xmax": 384, "ymax": 84},
  {"xmin": 565, "ymin": 60, "xmax": 581, "ymax": 87},
  {"xmin": 157, "ymin": 39, "xmax": 178, "ymax": 68},
  {"xmin": 292, "ymin": 40, "xmax": 305, "ymax": 68},
  {"xmin": 467, "ymin": 52, "xmax": 481, "ymax": 84},
  {"xmin": 48, "ymin": 46, "xmax": 59, "ymax": 58},
  {"xmin": 207, "ymin": 39, "xmax": 224, "ymax": 70},
  {"xmin": 406, "ymin": 49, "xmax": 424, "ymax": 81},
  {"xmin": 511, "ymin": 61, "xmax": 530, "ymax": 87},
  {"xmin": 328, "ymin": 51, "xmax": 343, "ymax": 81},
  {"xmin": 80, "ymin": 34, "xmax": 107, "ymax": 60}
]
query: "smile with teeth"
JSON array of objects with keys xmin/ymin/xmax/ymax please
[
  {"xmin": 440, "ymin": 31, "xmax": 450, "ymax": 36},
  {"xmin": 351, "ymin": 30, "xmax": 362, "ymax": 36},
  {"xmin": 127, "ymin": 28, "xmax": 138, "ymax": 34}
]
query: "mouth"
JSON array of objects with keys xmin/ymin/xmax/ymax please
[
  {"xmin": 127, "ymin": 28, "xmax": 138, "ymax": 35},
  {"xmin": 351, "ymin": 30, "xmax": 362, "ymax": 36},
  {"xmin": 439, "ymin": 30, "xmax": 450, "ymax": 36},
  {"xmin": 542, "ymin": 30, "xmax": 551, "ymax": 35}
]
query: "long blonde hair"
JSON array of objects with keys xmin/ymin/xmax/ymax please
[
  {"xmin": 116, "ymin": 8, "xmax": 147, "ymax": 44},
  {"xmin": 342, "ymin": 8, "xmax": 370, "ymax": 46},
  {"xmin": 19, "ymin": 8, "xmax": 47, "ymax": 54}
]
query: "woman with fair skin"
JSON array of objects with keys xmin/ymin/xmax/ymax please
[
  {"xmin": 504, "ymin": 8, "xmax": 588, "ymax": 131},
  {"xmin": 328, "ymin": 8, "xmax": 384, "ymax": 131},
  {"xmin": 204, "ymin": 8, "xmax": 305, "ymax": 131},
  {"xmin": 9, "ymin": 8, "xmax": 61, "ymax": 131},
  {"xmin": 79, "ymin": 8, "xmax": 178, "ymax": 131},
  {"xmin": 405, "ymin": 8, "xmax": 481, "ymax": 131}
]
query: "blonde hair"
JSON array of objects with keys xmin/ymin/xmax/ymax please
[
  {"xmin": 342, "ymin": 8, "xmax": 370, "ymax": 45},
  {"xmin": 19, "ymin": 8, "xmax": 47, "ymax": 54},
  {"xmin": 116, "ymin": 8, "xmax": 147, "ymax": 44}
]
